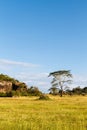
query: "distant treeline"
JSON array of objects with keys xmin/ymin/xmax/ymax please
[
  {"xmin": 49, "ymin": 86, "xmax": 87, "ymax": 96},
  {"xmin": 0, "ymin": 73, "xmax": 87, "ymax": 97},
  {"xmin": 66, "ymin": 86, "xmax": 87, "ymax": 96}
]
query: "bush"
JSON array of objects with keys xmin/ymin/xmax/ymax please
[
  {"xmin": 0, "ymin": 92, "xmax": 7, "ymax": 97},
  {"xmin": 28, "ymin": 86, "xmax": 42, "ymax": 96},
  {"xmin": 6, "ymin": 92, "xmax": 13, "ymax": 97},
  {"xmin": 38, "ymin": 94, "xmax": 50, "ymax": 100},
  {"xmin": 0, "ymin": 92, "xmax": 13, "ymax": 97}
]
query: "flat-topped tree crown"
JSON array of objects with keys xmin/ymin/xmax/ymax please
[{"xmin": 49, "ymin": 70, "xmax": 72, "ymax": 78}]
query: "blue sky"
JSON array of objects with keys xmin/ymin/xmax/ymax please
[{"xmin": 0, "ymin": 0, "xmax": 87, "ymax": 92}]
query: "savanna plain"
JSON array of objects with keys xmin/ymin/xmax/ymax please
[{"xmin": 0, "ymin": 96, "xmax": 87, "ymax": 130}]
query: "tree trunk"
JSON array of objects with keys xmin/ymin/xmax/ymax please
[{"xmin": 60, "ymin": 86, "xmax": 63, "ymax": 97}]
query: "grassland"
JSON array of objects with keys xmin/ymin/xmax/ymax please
[{"xmin": 0, "ymin": 96, "xmax": 87, "ymax": 130}]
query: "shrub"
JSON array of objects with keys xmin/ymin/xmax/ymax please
[
  {"xmin": 6, "ymin": 91, "xmax": 13, "ymax": 97},
  {"xmin": 38, "ymin": 94, "xmax": 50, "ymax": 100},
  {"xmin": 0, "ymin": 92, "xmax": 7, "ymax": 97},
  {"xmin": 28, "ymin": 86, "xmax": 42, "ymax": 96},
  {"xmin": 0, "ymin": 92, "xmax": 13, "ymax": 97}
]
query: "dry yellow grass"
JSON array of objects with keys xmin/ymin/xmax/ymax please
[{"xmin": 0, "ymin": 95, "xmax": 87, "ymax": 130}]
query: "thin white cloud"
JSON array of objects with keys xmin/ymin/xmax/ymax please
[
  {"xmin": 16, "ymin": 72, "xmax": 49, "ymax": 83},
  {"xmin": 0, "ymin": 59, "xmax": 40, "ymax": 68},
  {"xmin": 17, "ymin": 72, "xmax": 48, "ymax": 80},
  {"xmin": 72, "ymin": 74, "xmax": 87, "ymax": 87},
  {"xmin": 66, "ymin": 74, "xmax": 87, "ymax": 90},
  {"xmin": 14, "ymin": 72, "xmax": 50, "ymax": 92}
]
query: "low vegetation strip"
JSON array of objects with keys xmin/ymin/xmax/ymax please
[{"xmin": 0, "ymin": 96, "xmax": 86, "ymax": 130}]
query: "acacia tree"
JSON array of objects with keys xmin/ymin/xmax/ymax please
[{"xmin": 49, "ymin": 70, "xmax": 72, "ymax": 97}]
